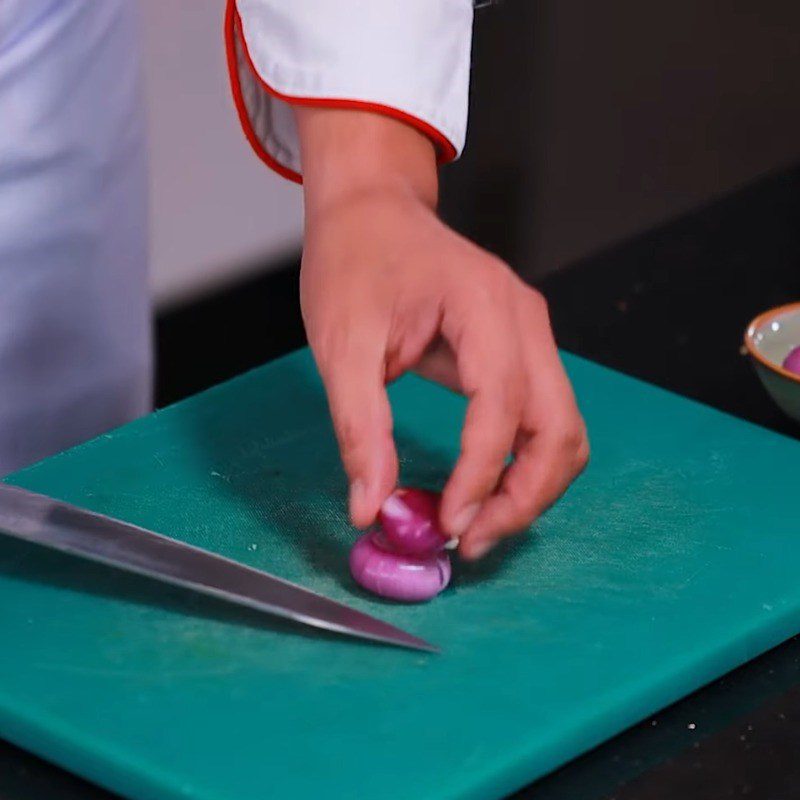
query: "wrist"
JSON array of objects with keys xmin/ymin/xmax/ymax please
[{"xmin": 294, "ymin": 106, "xmax": 439, "ymax": 218}]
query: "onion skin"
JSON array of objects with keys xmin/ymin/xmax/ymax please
[
  {"xmin": 378, "ymin": 488, "xmax": 450, "ymax": 556},
  {"xmin": 783, "ymin": 346, "xmax": 800, "ymax": 375},
  {"xmin": 350, "ymin": 531, "xmax": 451, "ymax": 602}
]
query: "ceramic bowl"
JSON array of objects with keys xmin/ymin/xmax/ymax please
[{"xmin": 744, "ymin": 302, "xmax": 800, "ymax": 423}]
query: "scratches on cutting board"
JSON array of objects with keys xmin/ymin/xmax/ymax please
[{"xmin": 30, "ymin": 662, "xmax": 238, "ymax": 680}]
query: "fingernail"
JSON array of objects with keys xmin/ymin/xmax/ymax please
[
  {"xmin": 444, "ymin": 537, "xmax": 460, "ymax": 550},
  {"xmin": 450, "ymin": 503, "xmax": 480, "ymax": 537}
]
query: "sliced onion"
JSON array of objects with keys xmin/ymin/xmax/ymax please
[
  {"xmin": 350, "ymin": 532, "xmax": 451, "ymax": 602},
  {"xmin": 783, "ymin": 345, "xmax": 800, "ymax": 375},
  {"xmin": 378, "ymin": 488, "xmax": 451, "ymax": 556}
]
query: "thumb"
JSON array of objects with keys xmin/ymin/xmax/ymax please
[{"xmin": 317, "ymin": 345, "xmax": 398, "ymax": 528}]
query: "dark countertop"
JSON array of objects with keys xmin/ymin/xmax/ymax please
[{"xmin": 2, "ymin": 164, "xmax": 799, "ymax": 800}]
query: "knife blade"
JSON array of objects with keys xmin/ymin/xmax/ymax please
[{"xmin": 0, "ymin": 483, "xmax": 437, "ymax": 653}]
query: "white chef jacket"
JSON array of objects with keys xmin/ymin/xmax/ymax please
[
  {"xmin": 0, "ymin": 0, "xmax": 474, "ymax": 475},
  {"xmin": 226, "ymin": 0, "xmax": 473, "ymax": 181},
  {"xmin": 0, "ymin": 0, "xmax": 151, "ymax": 475}
]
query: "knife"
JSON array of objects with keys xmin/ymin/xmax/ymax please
[{"xmin": 0, "ymin": 483, "xmax": 436, "ymax": 653}]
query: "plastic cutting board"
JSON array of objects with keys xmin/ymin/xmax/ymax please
[{"xmin": 2, "ymin": 348, "xmax": 800, "ymax": 800}]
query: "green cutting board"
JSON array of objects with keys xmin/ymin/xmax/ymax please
[{"xmin": 2, "ymin": 349, "xmax": 799, "ymax": 800}]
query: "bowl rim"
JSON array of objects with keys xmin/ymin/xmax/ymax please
[{"xmin": 744, "ymin": 301, "xmax": 800, "ymax": 385}]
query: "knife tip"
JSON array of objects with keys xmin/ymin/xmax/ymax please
[{"xmin": 395, "ymin": 634, "xmax": 440, "ymax": 654}]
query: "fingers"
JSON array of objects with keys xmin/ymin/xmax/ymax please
[
  {"xmin": 313, "ymin": 337, "xmax": 398, "ymax": 529},
  {"xmin": 455, "ymin": 287, "xmax": 589, "ymax": 559},
  {"xmin": 440, "ymin": 385, "xmax": 521, "ymax": 536},
  {"xmin": 459, "ymin": 422, "xmax": 589, "ymax": 559},
  {"xmin": 413, "ymin": 339, "xmax": 462, "ymax": 393},
  {"xmin": 438, "ymin": 282, "xmax": 525, "ymax": 539}
]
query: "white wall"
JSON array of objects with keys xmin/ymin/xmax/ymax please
[{"xmin": 140, "ymin": 1, "xmax": 303, "ymax": 308}]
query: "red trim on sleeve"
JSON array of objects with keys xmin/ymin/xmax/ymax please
[
  {"xmin": 225, "ymin": 0, "xmax": 302, "ymax": 183},
  {"xmin": 224, "ymin": 0, "xmax": 458, "ymax": 184}
]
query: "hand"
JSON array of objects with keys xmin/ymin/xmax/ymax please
[{"xmin": 295, "ymin": 107, "xmax": 589, "ymax": 559}]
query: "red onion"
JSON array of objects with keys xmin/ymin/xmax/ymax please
[
  {"xmin": 783, "ymin": 346, "xmax": 800, "ymax": 375},
  {"xmin": 350, "ymin": 531, "xmax": 451, "ymax": 602},
  {"xmin": 350, "ymin": 487, "xmax": 453, "ymax": 602},
  {"xmin": 378, "ymin": 488, "xmax": 452, "ymax": 556}
]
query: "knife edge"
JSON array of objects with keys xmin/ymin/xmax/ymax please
[{"xmin": 0, "ymin": 483, "xmax": 438, "ymax": 653}]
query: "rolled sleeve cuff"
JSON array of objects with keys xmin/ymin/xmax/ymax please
[{"xmin": 225, "ymin": 0, "xmax": 472, "ymax": 183}]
